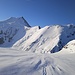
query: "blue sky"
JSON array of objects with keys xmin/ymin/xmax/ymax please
[{"xmin": 0, "ymin": 0, "xmax": 75, "ymax": 27}]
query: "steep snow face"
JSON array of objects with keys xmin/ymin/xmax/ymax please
[
  {"xmin": 0, "ymin": 17, "xmax": 30, "ymax": 47},
  {"xmin": 13, "ymin": 26, "xmax": 41, "ymax": 47},
  {"xmin": 13, "ymin": 25, "xmax": 62, "ymax": 53}
]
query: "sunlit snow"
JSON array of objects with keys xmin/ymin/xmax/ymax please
[{"xmin": 0, "ymin": 17, "xmax": 75, "ymax": 75}]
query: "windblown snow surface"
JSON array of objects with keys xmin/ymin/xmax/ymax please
[{"xmin": 0, "ymin": 17, "xmax": 75, "ymax": 75}]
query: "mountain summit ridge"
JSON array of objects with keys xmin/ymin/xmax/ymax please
[{"xmin": 0, "ymin": 17, "xmax": 31, "ymax": 27}]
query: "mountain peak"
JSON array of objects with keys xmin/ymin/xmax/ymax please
[
  {"xmin": 20, "ymin": 16, "xmax": 31, "ymax": 27},
  {"xmin": 4, "ymin": 17, "xmax": 31, "ymax": 27}
]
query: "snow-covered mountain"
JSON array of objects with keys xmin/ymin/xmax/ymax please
[
  {"xmin": 0, "ymin": 17, "xmax": 30, "ymax": 47},
  {"xmin": 13, "ymin": 24, "xmax": 75, "ymax": 53},
  {"xmin": 0, "ymin": 17, "xmax": 75, "ymax": 75},
  {"xmin": 0, "ymin": 17, "xmax": 75, "ymax": 53}
]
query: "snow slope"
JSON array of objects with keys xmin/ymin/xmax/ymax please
[
  {"xmin": 0, "ymin": 48, "xmax": 75, "ymax": 75},
  {"xmin": 13, "ymin": 24, "xmax": 75, "ymax": 53},
  {"xmin": 59, "ymin": 40, "xmax": 75, "ymax": 54}
]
